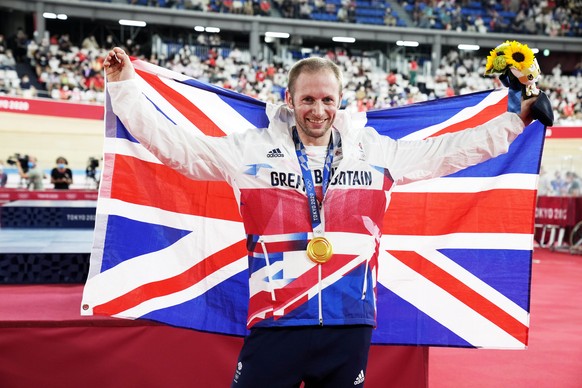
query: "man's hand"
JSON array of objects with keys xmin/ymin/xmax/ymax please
[
  {"xmin": 519, "ymin": 96, "xmax": 537, "ymax": 126},
  {"xmin": 104, "ymin": 47, "xmax": 135, "ymax": 83}
]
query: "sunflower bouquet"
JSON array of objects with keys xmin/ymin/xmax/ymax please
[
  {"xmin": 484, "ymin": 40, "xmax": 541, "ymax": 98},
  {"xmin": 484, "ymin": 40, "xmax": 553, "ymax": 126}
]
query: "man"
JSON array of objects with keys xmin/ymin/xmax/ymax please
[
  {"xmin": 17, "ymin": 155, "xmax": 44, "ymax": 190},
  {"xmin": 104, "ymin": 47, "xmax": 536, "ymax": 387}
]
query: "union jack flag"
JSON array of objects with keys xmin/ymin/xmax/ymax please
[{"xmin": 81, "ymin": 58, "xmax": 545, "ymax": 349}]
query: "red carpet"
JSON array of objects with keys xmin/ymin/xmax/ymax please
[{"xmin": 429, "ymin": 248, "xmax": 582, "ymax": 388}]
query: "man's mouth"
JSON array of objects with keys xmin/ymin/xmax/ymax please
[{"xmin": 308, "ymin": 118, "xmax": 326, "ymax": 124}]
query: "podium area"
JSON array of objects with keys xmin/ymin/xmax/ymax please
[
  {"xmin": 0, "ymin": 286, "xmax": 428, "ymax": 388},
  {"xmin": 0, "ymin": 195, "xmax": 429, "ymax": 388}
]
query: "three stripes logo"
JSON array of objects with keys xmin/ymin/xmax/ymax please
[
  {"xmin": 354, "ymin": 370, "xmax": 365, "ymax": 385},
  {"xmin": 267, "ymin": 148, "xmax": 284, "ymax": 158}
]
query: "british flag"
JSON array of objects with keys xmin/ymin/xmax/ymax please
[{"xmin": 81, "ymin": 58, "xmax": 545, "ymax": 349}]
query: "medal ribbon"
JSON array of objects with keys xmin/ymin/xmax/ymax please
[{"xmin": 292, "ymin": 127, "xmax": 336, "ymax": 237}]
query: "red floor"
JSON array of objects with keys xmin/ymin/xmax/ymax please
[{"xmin": 429, "ymin": 248, "xmax": 582, "ymax": 388}]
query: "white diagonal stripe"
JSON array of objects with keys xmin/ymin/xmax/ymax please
[
  {"xmin": 401, "ymin": 89, "xmax": 507, "ymax": 140},
  {"xmin": 135, "ymin": 75, "xmax": 202, "ymax": 135},
  {"xmin": 418, "ymin": 248, "xmax": 529, "ymax": 325},
  {"xmin": 378, "ymin": 250, "xmax": 527, "ymax": 349},
  {"xmin": 104, "ymin": 137, "xmax": 162, "ymax": 164},
  {"xmin": 115, "ymin": 257, "xmax": 248, "ymax": 319},
  {"xmin": 82, "ymin": 202, "xmax": 245, "ymax": 311},
  {"xmin": 159, "ymin": 76, "xmax": 257, "ymax": 135}
]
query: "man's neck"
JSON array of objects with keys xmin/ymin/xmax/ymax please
[{"xmin": 297, "ymin": 131, "xmax": 332, "ymax": 147}]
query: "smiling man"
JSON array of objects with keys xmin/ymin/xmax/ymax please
[
  {"xmin": 285, "ymin": 59, "xmax": 342, "ymax": 146},
  {"xmin": 104, "ymin": 49, "xmax": 536, "ymax": 388}
]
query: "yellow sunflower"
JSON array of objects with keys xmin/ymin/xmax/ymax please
[
  {"xmin": 503, "ymin": 40, "xmax": 535, "ymax": 73},
  {"xmin": 484, "ymin": 40, "xmax": 535, "ymax": 76},
  {"xmin": 484, "ymin": 42, "xmax": 513, "ymax": 74}
]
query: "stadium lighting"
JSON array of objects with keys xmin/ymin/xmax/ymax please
[
  {"xmin": 332, "ymin": 37, "xmax": 356, "ymax": 43},
  {"xmin": 43, "ymin": 12, "xmax": 56, "ymax": 19},
  {"xmin": 531, "ymin": 48, "xmax": 540, "ymax": 54},
  {"xmin": 265, "ymin": 32, "xmax": 290, "ymax": 39},
  {"xmin": 458, "ymin": 44, "xmax": 480, "ymax": 51},
  {"xmin": 43, "ymin": 12, "xmax": 68, "ymax": 20},
  {"xmin": 119, "ymin": 19, "xmax": 147, "ymax": 27},
  {"xmin": 396, "ymin": 40, "xmax": 419, "ymax": 47},
  {"xmin": 205, "ymin": 27, "xmax": 220, "ymax": 33},
  {"xmin": 194, "ymin": 26, "xmax": 205, "ymax": 32}
]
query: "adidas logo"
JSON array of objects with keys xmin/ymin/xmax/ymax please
[
  {"xmin": 267, "ymin": 148, "xmax": 284, "ymax": 158},
  {"xmin": 353, "ymin": 370, "xmax": 365, "ymax": 385}
]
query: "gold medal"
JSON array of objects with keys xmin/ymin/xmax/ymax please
[{"xmin": 306, "ymin": 237, "xmax": 333, "ymax": 264}]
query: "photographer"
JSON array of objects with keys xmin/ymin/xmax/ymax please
[
  {"xmin": 86, "ymin": 157, "xmax": 100, "ymax": 189},
  {"xmin": 51, "ymin": 156, "xmax": 73, "ymax": 190},
  {"xmin": 17, "ymin": 155, "xmax": 44, "ymax": 190},
  {"xmin": 0, "ymin": 161, "xmax": 7, "ymax": 188}
]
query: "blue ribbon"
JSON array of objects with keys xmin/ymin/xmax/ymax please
[{"xmin": 292, "ymin": 127, "xmax": 336, "ymax": 232}]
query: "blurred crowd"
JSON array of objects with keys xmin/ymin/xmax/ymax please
[
  {"xmin": 113, "ymin": 0, "xmax": 582, "ymax": 36},
  {"xmin": 402, "ymin": 0, "xmax": 581, "ymax": 36},
  {"xmin": 538, "ymin": 166, "xmax": 582, "ymax": 197},
  {"xmin": 0, "ymin": 26, "xmax": 580, "ymax": 125},
  {"xmin": 0, "ymin": 30, "xmax": 107, "ymax": 105}
]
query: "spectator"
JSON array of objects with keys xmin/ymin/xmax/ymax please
[
  {"xmin": 0, "ymin": 34, "xmax": 7, "ymax": 55},
  {"xmin": 259, "ymin": 0, "xmax": 272, "ymax": 15},
  {"xmin": 51, "ymin": 156, "xmax": 73, "ymax": 190},
  {"xmin": 19, "ymin": 74, "xmax": 37, "ymax": 98},
  {"xmin": 11, "ymin": 27, "xmax": 28, "ymax": 62},
  {"xmin": 409, "ymin": 58, "xmax": 418, "ymax": 86},
  {"xmin": 82, "ymin": 34, "xmax": 100, "ymax": 51},
  {"xmin": 384, "ymin": 9, "xmax": 397, "ymax": 26},
  {"xmin": 566, "ymin": 171, "xmax": 581, "ymax": 196},
  {"xmin": 299, "ymin": 0, "xmax": 312, "ymax": 19},
  {"xmin": 551, "ymin": 171, "xmax": 567, "ymax": 195},
  {"xmin": 58, "ymin": 34, "xmax": 72, "ymax": 52},
  {"xmin": 537, "ymin": 166, "xmax": 554, "ymax": 196},
  {"xmin": 0, "ymin": 49, "xmax": 16, "ymax": 68}
]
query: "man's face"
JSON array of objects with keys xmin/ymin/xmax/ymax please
[{"xmin": 285, "ymin": 69, "xmax": 341, "ymax": 146}]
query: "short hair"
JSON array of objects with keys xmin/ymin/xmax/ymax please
[
  {"xmin": 287, "ymin": 57, "xmax": 343, "ymax": 98},
  {"xmin": 56, "ymin": 156, "xmax": 68, "ymax": 164}
]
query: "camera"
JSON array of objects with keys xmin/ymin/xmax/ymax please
[{"xmin": 6, "ymin": 153, "xmax": 30, "ymax": 173}]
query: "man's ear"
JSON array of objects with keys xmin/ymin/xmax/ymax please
[{"xmin": 285, "ymin": 89, "xmax": 293, "ymax": 108}]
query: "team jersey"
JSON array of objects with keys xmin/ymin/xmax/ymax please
[{"xmin": 108, "ymin": 79, "xmax": 525, "ymax": 329}]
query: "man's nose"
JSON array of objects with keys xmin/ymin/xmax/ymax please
[{"xmin": 312, "ymin": 101, "xmax": 325, "ymax": 115}]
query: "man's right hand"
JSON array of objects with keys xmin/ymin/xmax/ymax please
[{"xmin": 104, "ymin": 47, "xmax": 135, "ymax": 83}]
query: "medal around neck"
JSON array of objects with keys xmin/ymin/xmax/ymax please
[{"xmin": 306, "ymin": 237, "xmax": 333, "ymax": 264}]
